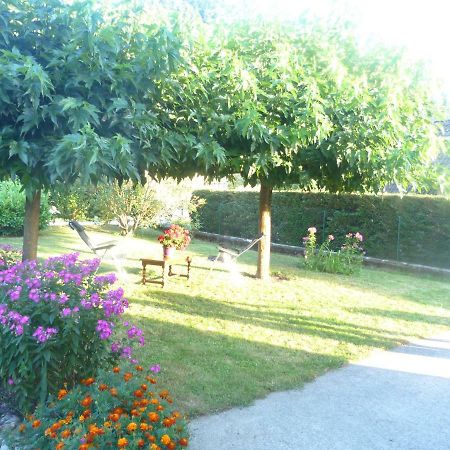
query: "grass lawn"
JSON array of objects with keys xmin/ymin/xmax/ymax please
[{"xmin": 2, "ymin": 225, "xmax": 450, "ymax": 418}]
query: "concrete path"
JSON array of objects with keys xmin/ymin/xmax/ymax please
[{"xmin": 189, "ymin": 332, "xmax": 450, "ymax": 450}]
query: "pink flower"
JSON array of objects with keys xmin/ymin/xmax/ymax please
[
  {"xmin": 150, "ymin": 364, "xmax": 161, "ymax": 374},
  {"xmin": 328, "ymin": 234, "xmax": 335, "ymax": 241},
  {"xmin": 308, "ymin": 227, "xmax": 317, "ymax": 234},
  {"xmin": 355, "ymin": 232, "xmax": 364, "ymax": 242}
]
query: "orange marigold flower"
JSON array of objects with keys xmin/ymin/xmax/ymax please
[
  {"xmin": 150, "ymin": 399, "xmax": 159, "ymax": 405},
  {"xmin": 80, "ymin": 396, "xmax": 93, "ymax": 407},
  {"xmin": 160, "ymin": 434, "xmax": 171, "ymax": 446},
  {"xmin": 113, "ymin": 367, "xmax": 120, "ymax": 373},
  {"xmin": 140, "ymin": 422, "xmax": 149, "ymax": 431},
  {"xmin": 61, "ymin": 429, "xmax": 71, "ymax": 439},
  {"xmin": 104, "ymin": 421, "xmax": 112, "ymax": 428},
  {"xmin": 123, "ymin": 372, "xmax": 133, "ymax": 382},
  {"xmin": 113, "ymin": 407, "xmax": 124, "ymax": 415},
  {"xmin": 140, "ymin": 399, "xmax": 150, "ymax": 407},
  {"xmin": 98, "ymin": 383, "xmax": 108, "ymax": 391},
  {"xmin": 159, "ymin": 390, "xmax": 170, "ymax": 399},
  {"xmin": 82, "ymin": 409, "xmax": 91, "ymax": 419},
  {"xmin": 51, "ymin": 422, "xmax": 62, "ymax": 432},
  {"xmin": 150, "ymin": 445, "xmax": 161, "ymax": 450},
  {"xmin": 134, "ymin": 390, "xmax": 144, "ymax": 398},
  {"xmin": 137, "ymin": 439, "xmax": 145, "ymax": 448},
  {"xmin": 148, "ymin": 412, "xmax": 159, "ymax": 423},
  {"xmin": 117, "ymin": 437, "xmax": 128, "ymax": 447},
  {"xmin": 109, "ymin": 414, "xmax": 120, "ymax": 422},
  {"xmin": 148, "ymin": 435, "xmax": 156, "ymax": 443},
  {"xmin": 79, "ymin": 445, "xmax": 89, "ymax": 450},
  {"xmin": 167, "ymin": 443, "xmax": 176, "ymax": 450},
  {"xmin": 162, "ymin": 418, "xmax": 173, "ymax": 427},
  {"xmin": 58, "ymin": 389, "xmax": 68, "ymax": 400},
  {"xmin": 131, "ymin": 409, "xmax": 140, "ymax": 417},
  {"xmin": 32, "ymin": 420, "xmax": 41, "ymax": 428},
  {"xmin": 56, "ymin": 443, "xmax": 65, "ymax": 450},
  {"xmin": 79, "ymin": 415, "xmax": 85, "ymax": 423},
  {"xmin": 126, "ymin": 422, "xmax": 137, "ymax": 433},
  {"xmin": 140, "ymin": 384, "xmax": 147, "ymax": 391},
  {"xmin": 135, "ymin": 365, "xmax": 144, "ymax": 371},
  {"xmin": 110, "ymin": 388, "xmax": 118, "ymax": 396},
  {"xmin": 179, "ymin": 438, "xmax": 189, "ymax": 447},
  {"xmin": 18, "ymin": 423, "xmax": 26, "ymax": 433},
  {"xmin": 81, "ymin": 377, "xmax": 95, "ymax": 386},
  {"xmin": 156, "ymin": 405, "xmax": 164, "ymax": 411}
]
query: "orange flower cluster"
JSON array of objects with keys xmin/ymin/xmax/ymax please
[{"xmin": 24, "ymin": 364, "xmax": 189, "ymax": 449}]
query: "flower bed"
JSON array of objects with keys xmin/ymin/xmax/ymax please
[
  {"xmin": 6, "ymin": 362, "xmax": 188, "ymax": 449},
  {"xmin": 0, "ymin": 253, "xmax": 144, "ymax": 412}
]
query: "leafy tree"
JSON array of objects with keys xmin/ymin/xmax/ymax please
[
  {"xmin": 94, "ymin": 179, "xmax": 163, "ymax": 236},
  {"xmin": 162, "ymin": 19, "xmax": 445, "ymax": 278},
  {"xmin": 0, "ymin": 0, "xmax": 183, "ymax": 259}
]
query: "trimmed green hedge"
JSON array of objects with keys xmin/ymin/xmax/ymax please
[
  {"xmin": 0, "ymin": 181, "xmax": 51, "ymax": 236},
  {"xmin": 194, "ymin": 190, "xmax": 450, "ymax": 269}
]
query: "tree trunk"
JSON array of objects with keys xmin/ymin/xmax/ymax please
[
  {"xmin": 256, "ymin": 181, "xmax": 272, "ymax": 280},
  {"xmin": 22, "ymin": 190, "xmax": 41, "ymax": 261}
]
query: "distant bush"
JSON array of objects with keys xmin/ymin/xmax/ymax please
[
  {"xmin": 303, "ymin": 228, "xmax": 364, "ymax": 275},
  {"xmin": 0, "ymin": 244, "xmax": 22, "ymax": 270},
  {"xmin": 194, "ymin": 190, "xmax": 450, "ymax": 269},
  {"xmin": 50, "ymin": 179, "xmax": 206, "ymax": 232},
  {"xmin": 0, "ymin": 181, "xmax": 51, "ymax": 236}
]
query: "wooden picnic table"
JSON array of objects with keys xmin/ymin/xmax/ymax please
[{"xmin": 140, "ymin": 256, "xmax": 192, "ymax": 288}]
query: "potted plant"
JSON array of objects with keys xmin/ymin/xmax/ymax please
[{"xmin": 157, "ymin": 224, "xmax": 191, "ymax": 259}]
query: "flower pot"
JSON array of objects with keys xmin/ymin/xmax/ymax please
[{"xmin": 163, "ymin": 246, "xmax": 175, "ymax": 259}]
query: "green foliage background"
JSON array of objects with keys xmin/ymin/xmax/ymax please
[
  {"xmin": 0, "ymin": 181, "xmax": 51, "ymax": 236},
  {"xmin": 195, "ymin": 190, "xmax": 450, "ymax": 268}
]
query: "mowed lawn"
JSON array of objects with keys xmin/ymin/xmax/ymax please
[{"xmin": 2, "ymin": 225, "xmax": 450, "ymax": 417}]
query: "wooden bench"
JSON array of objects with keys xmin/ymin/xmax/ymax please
[{"xmin": 140, "ymin": 256, "xmax": 192, "ymax": 288}]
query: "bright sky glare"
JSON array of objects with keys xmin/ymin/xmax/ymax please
[{"xmin": 250, "ymin": 0, "xmax": 450, "ymax": 99}]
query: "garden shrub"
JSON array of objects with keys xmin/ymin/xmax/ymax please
[
  {"xmin": 195, "ymin": 190, "xmax": 450, "ymax": 268},
  {"xmin": 49, "ymin": 183, "xmax": 97, "ymax": 221},
  {"xmin": 0, "ymin": 253, "xmax": 144, "ymax": 412},
  {"xmin": 7, "ymin": 362, "xmax": 189, "ymax": 450},
  {"xmin": 0, "ymin": 181, "xmax": 51, "ymax": 236},
  {"xmin": 303, "ymin": 228, "xmax": 364, "ymax": 275},
  {"xmin": 0, "ymin": 244, "xmax": 22, "ymax": 270}
]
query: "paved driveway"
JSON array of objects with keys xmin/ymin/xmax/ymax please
[{"xmin": 189, "ymin": 332, "xmax": 450, "ymax": 450}]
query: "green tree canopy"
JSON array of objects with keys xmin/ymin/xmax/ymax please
[
  {"xmin": 161, "ymin": 18, "xmax": 445, "ymax": 278},
  {"xmin": 0, "ymin": 0, "xmax": 184, "ymax": 258}
]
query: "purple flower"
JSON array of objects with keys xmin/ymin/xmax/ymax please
[
  {"xmin": 150, "ymin": 364, "xmax": 161, "ymax": 374},
  {"xmin": 96, "ymin": 320, "xmax": 114, "ymax": 340},
  {"xmin": 94, "ymin": 273, "xmax": 117, "ymax": 285},
  {"xmin": 111, "ymin": 342, "xmax": 121, "ymax": 353},
  {"xmin": 7, "ymin": 378, "xmax": 14, "ymax": 385},
  {"xmin": 121, "ymin": 346, "xmax": 132, "ymax": 358},
  {"xmin": 61, "ymin": 308, "xmax": 72, "ymax": 317},
  {"xmin": 32, "ymin": 326, "xmax": 58, "ymax": 343}
]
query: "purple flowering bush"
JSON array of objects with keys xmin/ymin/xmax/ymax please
[
  {"xmin": 303, "ymin": 228, "xmax": 364, "ymax": 275},
  {"xmin": 0, "ymin": 253, "xmax": 144, "ymax": 412}
]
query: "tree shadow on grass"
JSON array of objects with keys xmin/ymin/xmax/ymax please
[
  {"xmin": 353, "ymin": 307, "xmax": 450, "ymax": 327},
  {"xmin": 131, "ymin": 291, "xmax": 411, "ymax": 350},
  {"xmin": 128, "ymin": 315, "xmax": 349, "ymax": 417}
]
